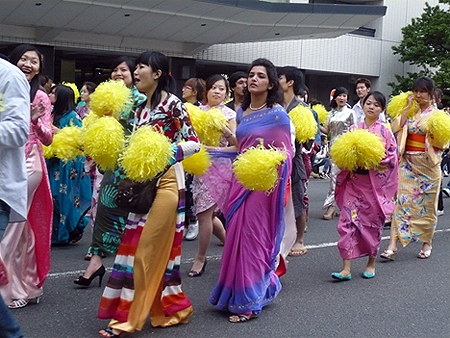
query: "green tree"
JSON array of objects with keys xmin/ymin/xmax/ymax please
[{"xmin": 389, "ymin": 1, "xmax": 450, "ymax": 95}]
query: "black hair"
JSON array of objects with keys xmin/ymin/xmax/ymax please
[
  {"xmin": 241, "ymin": 58, "xmax": 283, "ymax": 110},
  {"xmin": 135, "ymin": 51, "xmax": 175, "ymax": 110},
  {"xmin": 82, "ymin": 81, "xmax": 97, "ymax": 94},
  {"xmin": 362, "ymin": 90, "xmax": 386, "ymax": 111},
  {"xmin": 278, "ymin": 66, "xmax": 305, "ymax": 96},
  {"xmin": 52, "ymin": 84, "xmax": 76, "ymax": 127},
  {"xmin": 300, "ymin": 85, "xmax": 310, "ymax": 102},
  {"xmin": 205, "ymin": 74, "xmax": 230, "ymax": 98},
  {"xmin": 330, "ymin": 87, "xmax": 349, "ymax": 109},
  {"xmin": 9, "ymin": 44, "xmax": 44, "ymax": 102},
  {"xmin": 40, "ymin": 75, "xmax": 49, "ymax": 87},
  {"xmin": 412, "ymin": 76, "xmax": 435, "ymax": 97},
  {"xmin": 111, "ymin": 56, "xmax": 136, "ymax": 81},
  {"xmin": 355, "ymin": 78, "xmax": 371, "ymax": 89},
  {"xmin": 228, "ymin": 71, "xmax": 247, "ymax": 89}
]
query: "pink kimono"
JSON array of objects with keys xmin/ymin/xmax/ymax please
[{"xmin": 335, "ymin": 120, "xmax": 398, "ymax": 259}]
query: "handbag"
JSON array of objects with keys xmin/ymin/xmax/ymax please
[{"xmin": 114, "ymin": 169, "xmax": 167, "ymax": 214}]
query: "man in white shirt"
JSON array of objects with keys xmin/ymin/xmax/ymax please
[
  {"xmin": 353, "ymin": 78, "xmax": 371, "ymax": 124},
  {"xmin": 353, "ymin": 78, "xmax": 386, "ymax": 123},
  {"xmin": 0, "ymin": 55, "xmax": 30, "ymax": 338}
]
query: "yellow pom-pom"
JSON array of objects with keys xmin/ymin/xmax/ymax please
[
  {"xmin": 330, "ymin": 129, "xmax": 385, "ymax": 171},
  {"xmin": 120, "ymin": 126, "xmax": 173, "ymax": 181},
  {"xmin": 90, "ymin": 80, "xmax": 132, "ymax": 119},
  {"xmin": 312, "ymin": 104, "xmax": 329, "ymax": 125},
  {"xmin": 233, "ymin": 144, "xmax": 287, "ymax": 191},
  {"xmin": 81, "ymin": 112, "xmax": 99, "ymax": 129},
  {"xmin": 62, "ymin": 82, "xmax": 80, "ymax": 103},
  {"xmin": 82, "ymin": 116, "xmax": 125, "ymax": 171},
  {"xmin": 185, "ymin": 103, "xmax": 227, "ymax": 146},
  {"xmin": 42, "ymin": 144, "xmax": 54, "ymax": 159},
  {"xmin": 386, "ymin": 91, "xmax": 419, "ymax": 119},
  {"xmin": 182, "ymin": 146, "xmax": 211, "ymax": 175},
  {"xmin": 289, "ymin": 105, "xmax": 317, "ymax": 143},
  {"xmin": 426, "ymin": 110, "xmax": 450, "ymax": 147},
  {"xmin": 52, "ymin": 126, "xmax": 83, "ymax": 162}
]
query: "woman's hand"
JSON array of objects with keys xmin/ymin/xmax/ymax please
[
  {"xmin": 52, "ymin": 125, "xmax": 60, "ymax": 134},
  {"xmin": 30, "ymin": 102, "xmax": 45, "ymax": 122}
]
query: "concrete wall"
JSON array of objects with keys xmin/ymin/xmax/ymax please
[{"xmin": 195, "ymin": 0, "xmax": 441, "ymax": 101}]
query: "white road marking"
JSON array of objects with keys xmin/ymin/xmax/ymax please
[{"xmin": 48, "ymin": 228, "xmax": 450, "ymax": 279}]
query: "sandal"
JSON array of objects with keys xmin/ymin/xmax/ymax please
[
  {"xmin": 98, "ymin": 327, "xmax": 123, "ymax": 338},
  {"xmin": 417, "ymin": 248, "xmax": 432, "ymax": 259},
  {"xmin": 8, "ymin": 299, "xmax": 29, "ymax": 309},
  {"xmin": 8, "ymin": 297, "xmax": 40, "ymax": 309},
  {"xmin": 288, "ymin": 244, "xmax": 308, "ymax": 257},
  {"xmin": 228, "ymin": 312, "xmax": 256, "ymax": 323},
  {"xmin": 380, "ymin": 249, "xmax": 397, "ymax": 261}
]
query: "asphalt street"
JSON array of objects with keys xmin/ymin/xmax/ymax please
[{"xmin": 10, "ymin": 178, "xmax": 450, "ymax": 338}]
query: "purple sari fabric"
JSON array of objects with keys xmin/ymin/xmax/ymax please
[
  {"xmin": 335, "ymin": 121, "xmax": 398, "ymax": 259},
  {"xmin": 208, "ymin": 105, "xmax": 292, "ymax": 315}
]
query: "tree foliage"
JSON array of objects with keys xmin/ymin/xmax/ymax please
[{"xmin": 390, "ymin": 1, "xmax": 450, "ymax": 95}]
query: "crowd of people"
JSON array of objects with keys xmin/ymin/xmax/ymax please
[{"xmin": 0, "ymin": 43, "xmax": 448, "ymax": 337}]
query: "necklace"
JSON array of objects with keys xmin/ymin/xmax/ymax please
[{"xmin": 249, "ymin": 102, "xmax": 267, "ymax": 111}]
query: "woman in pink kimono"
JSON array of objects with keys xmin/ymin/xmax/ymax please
[
  {"xmin": 0, "ymin": 45, "xmax": 53, "ymax": 308},
  {"xmin": 331, "ymin": 92, "xmax": 398, "ymax": 281}
]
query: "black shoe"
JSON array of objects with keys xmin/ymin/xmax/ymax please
[
  {"xmin": 188, "ymin": 259, "xmax": 207, "ymax": 277},
  {"xmin": 73, "ymin": 265, "xmax": 105, "ymax": 287}
]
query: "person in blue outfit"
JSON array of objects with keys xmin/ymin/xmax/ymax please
[{"xmin": 47, "ymin": 84, "xmax": 92, "ymax": 245}]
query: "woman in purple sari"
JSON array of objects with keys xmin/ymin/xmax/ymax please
[
  {"xmin": 332, "ymin": 92, "xmax": 398, "ymax": 280},
  {"xmin": 208, "ymin": 58, "xmax": 293, "ymax": 323}
]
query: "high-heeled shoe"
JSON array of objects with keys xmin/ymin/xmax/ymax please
[
  {"xmin": 74, "ymin": 265, "xmax": 105, "ymax": 287},
  {"xmin": 8, "ymin": 297, "xmax": 40, "ymax": 309},
  {"xmin": 188, "ymin": 259, "xmax": 207, "ymax": 278}
]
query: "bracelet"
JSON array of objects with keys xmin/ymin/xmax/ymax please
[{"xmin": 225, "ymin": 133, "xmax": 234, "ymax": 139}]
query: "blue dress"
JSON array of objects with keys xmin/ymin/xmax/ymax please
[{"xmin": 47, "ymin": 110, "xmax": 92, "ymax": 244}]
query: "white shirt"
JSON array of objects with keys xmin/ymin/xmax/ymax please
[{"xmin": 0, "ymin": 58, "xmax": 30, "ymax": 222}]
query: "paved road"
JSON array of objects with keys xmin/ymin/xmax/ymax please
[{"xmin": 11, "ymin": 179, "xmax": 450, "ymax": 338}]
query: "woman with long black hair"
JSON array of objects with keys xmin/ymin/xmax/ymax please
[
  {"xmin": 97, "ymin": 51, "xmax": 199, "ymax": 337},
  {"xmin": 0, "ymin": 44, "xmax": 53, "ymax": 309},
  {"xmin": 47, "ymin": 84, "xmax": 92, "ymax": 245}
]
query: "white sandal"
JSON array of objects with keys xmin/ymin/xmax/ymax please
[
  {"xmin": 8, "ymin": 297, "xmax": 40, "ymax": 309},
  {"xmin": 8, "ymin": 299, "xmax": 29, "ymax": 309},
  {"xmin": 417, "ymin": 248, "xmax": 432, "ymax": 259}
]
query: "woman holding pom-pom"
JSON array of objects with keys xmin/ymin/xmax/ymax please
[
  {"xmin": 321, "ymin": 87, "xmax": 356, "ymax": 220},
  {"xmin": 188, "ymin": 74, "xmax": 236, "ymax": 277},
  {"xmin": 208, "ymin": 58, "xmax": 292, "ymax": 323},
  {"xmin": 0, "ymin": 44, "xmax": 54, "ymax": 309},
  {"xmin": 331, "ymin": 92, "xmax": 398, "ymax": 281},
  {"xmin": 80, "ymin": 56, "xmax": 146, "ymax": 265},
  {"xmin": 47, "ymin": 84, "xmax": 92, "ymax": 245},
  {"xmin": 381, "ymin": 77, "xmax": 446, "ymax": 260},
  {"xmin": 97, "ymin": 51, "xmax": 199, "ymax": 337}
]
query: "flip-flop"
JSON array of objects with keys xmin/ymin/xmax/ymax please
[{"xmin": 288, "ymin": 247, "xmax": 308, "ymax": 257}]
